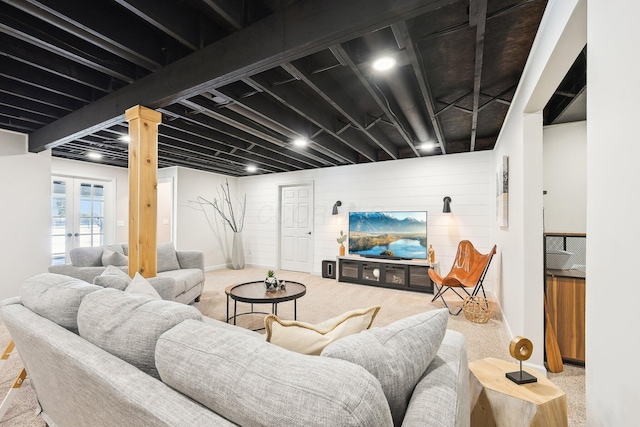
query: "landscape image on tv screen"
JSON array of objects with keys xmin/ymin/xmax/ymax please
[{"xmin": 348, "ymin": 211, "xmax": 427, "ymax": 259}]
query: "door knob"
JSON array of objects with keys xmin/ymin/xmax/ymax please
[
  {"xmin": 66, "ymin": 233, "xmax": 72, "ymax": 237},
  {"xmin": 307, "ymin": 231, "xmax": 311, "ymax": 235},
  {"xmin": 74, "ymin": 233, "xmax": 79, "ymax": 237}
]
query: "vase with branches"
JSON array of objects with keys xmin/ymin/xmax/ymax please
[
  {"xmin": 194, "ymin": 179, "xmax": 247, "ymax": 269},
  {"xmin": 337, "ymin": 230, "xmax": 346, "ymax": 256}
]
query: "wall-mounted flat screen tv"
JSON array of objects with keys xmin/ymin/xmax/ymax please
[{"xmin": 348, "ymin": 211, "xmax": 427, "ymax": 260}]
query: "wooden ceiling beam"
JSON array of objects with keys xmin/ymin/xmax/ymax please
[
  {"xmin": 469, "ymin": 0, "xmax": 487, "ymax": 152},
  {"xmin": 28, "ymin": 0, "xmax": 457, "ymax": 153}
]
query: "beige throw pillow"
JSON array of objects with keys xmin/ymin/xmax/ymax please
[{"xmin": 264, "ymin": 306, "xmax": 380, "ymax": 355}]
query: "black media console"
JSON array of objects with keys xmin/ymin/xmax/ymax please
[{"xmin": 336, "ymin": 256, "xmax": 438, "ymax": 294}]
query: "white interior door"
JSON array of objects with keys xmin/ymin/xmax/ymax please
[
  {"xmin": 51, "ymin": 176, "xmax": 114, "ymax": 264},
  {"xmin": 280, "ymin": 184, "xmax": 313, "ymax": 272}
]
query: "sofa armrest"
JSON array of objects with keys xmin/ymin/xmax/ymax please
[
  {"xmin": 48, "ymin": 265, "xmax": 105, "ymax": 284},
  {"xmin": 176, "ymin": 250, "xmax": 204, "ymax": 272},
  {"xmin": 147, "ymin": 276, "xmax": 178, "ymax": 301},
  {"xmin": 402, "ymin": 330, "xmax": 470, "ymax": 427}
]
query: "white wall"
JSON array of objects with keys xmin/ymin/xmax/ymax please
[
  {"xmin": 239, "ymin": 151, "xmax": 496, "ymax": 279},
  {"xmin": 0, "ymin": 130, "xmax": 51, "ymax": 299},
  {"xmin": 51, "ymin": 158, "xmax": 129, "ymax": 243},
  {"xmin": 171, "ymin": 167, "xmax": 239, "ymax": 269},
  {"xmin": 492, "ymin": 0, "xmax": 586, "ymax": 368},
  {"xmin": 543, "ymin": 121, "xmax": 586, "ymax": 233},
  {"xmin": 587, "ymin": 1, "xmax": 640, "ymax": 424}
]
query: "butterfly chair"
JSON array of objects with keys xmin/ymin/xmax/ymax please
[{"xmin": 428, "ymin": 241, "xmax": 497, "ymax": 315}]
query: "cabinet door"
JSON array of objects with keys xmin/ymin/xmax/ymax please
[
  {"xmin": 339, "ymin": 260, "xmax": 359, "ymax": 281},
  {"xmin": 546, "ymin": 276, "xmax": 585, "ymax": 363},
  {"xmin": 385, "ymin": 265, "xmax": 406, "ymax": 285},
  {"xmin": 362, "ymin": 263, "xmax": 382, "ymax": 283},
  {"xmin": 408, "ymin": 266, "xmax": 433, "ymax": 293}
]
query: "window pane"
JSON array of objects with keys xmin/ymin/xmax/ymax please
[
  {"xmin": 80, "ymin": 183, "xmax": 92, "ymax": 196},
  {"xmin": 52, "ymin": 181, "xmax": 66, "ymax": 194},
  {"xmin": 79, "ymin": 200, "xmax": 92, "ymax": 216},
  {"xmin": 94, "ymin": 185, "xmax": 104, "ymax": 197},
  {"xmin": 93, "ymin": 201, "xmax": 103, "ymax": 216},
  {"xmin": 51, "ymin": 197, "xmax": 66, "ymax": 217}
]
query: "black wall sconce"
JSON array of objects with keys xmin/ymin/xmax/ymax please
[
  {"xmin": 332, "ymin": 200, "xmax": 342, "ymax": 215},
  {"xmin": 443, "ymin": 196, "xmax": 452, "ymax": 213}
]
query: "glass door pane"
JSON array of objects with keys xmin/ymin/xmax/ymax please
[
  {"xmin": 51, "ymin": 176, "xmax": 110, "ymax": 264},
  {"xmin": 51, "ymin": 179, "xmax": 69, "ymax": 265}
]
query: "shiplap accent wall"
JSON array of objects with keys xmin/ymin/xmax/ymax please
[{"xmin": 239, "ymin": 151, "xmax": 496, "ymax": 288}]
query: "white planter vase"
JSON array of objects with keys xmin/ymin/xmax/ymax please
[{"xmin": 231, "ymin": 231, "xmax": 245, "ymax": 270}]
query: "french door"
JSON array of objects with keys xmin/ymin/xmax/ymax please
[
  {"xmin": 51, "ymin": 176, "xmax": 114, "ymax": 264},
  {"xmin": 280, "ymin": 183, "xmax": 314, "ymax": 273}
]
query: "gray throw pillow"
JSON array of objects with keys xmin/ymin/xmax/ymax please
[
  {"xmin": 156, "ymin": 320, "xmax": 393, "ymax": 427},
  {"xmin": 101, "ymin": 248, "xmax": 128, "ymax": 266},
  {"xmin": 321, "ymin": 308, "xmax": 449, "ymax": 427},
  {"xmin": 77, "ymin": 288, "xmax": 201, "ymax": 379},
  {"xmin": 125, "ymin": 273, "xmax": 161, "ymax": 300},
  {"xmin": 21, "ymin": 273, "xmax": 102, "ymax": 333},
  {"xmin": 157, "ymin": 242, "xmax": 181, "ymax": 272},
  {"xmin": 93, "ymin": 265, "xmax": 131, "ymax": 291}
]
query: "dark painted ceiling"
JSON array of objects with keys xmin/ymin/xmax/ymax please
[{"xmin": 0, "ymin": 0, "xmax": 552, "ymax": 177}]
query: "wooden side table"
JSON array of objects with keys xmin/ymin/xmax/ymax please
[{"xmin": 469, "ymin": 357, "xmax": 568, "ymax": 427}]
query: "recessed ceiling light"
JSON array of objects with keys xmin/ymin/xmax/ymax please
[
  {"xmin": 87, "ymin": 152, "xmax": 103, "ymax": 160},
  {"xmin": 119, "ymin": 135, "xmax": 130, "ymax": 143},
  {"xmin": 246, "ymin": 164, "xmax": 257, "ymax": 173},
  {"xmin": 372, "ymin": 56, "xmax": 396, "ymax": 71},
  {"xmin": 293, "ymin": 138, "xmax": 307, "ymax": 147},
  {"xmin": 419, "ymin": 142, "xmax": 437, "ymax": 151}
]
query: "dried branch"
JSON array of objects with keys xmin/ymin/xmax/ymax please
[{"xmin": 192, "ymin": 179, "xmax": 246, "ymax": 232}]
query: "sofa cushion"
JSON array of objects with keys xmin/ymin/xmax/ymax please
[
  {"xmin": 264, "ymin": 306, "xmax": 380, "ymax": 355},
  {"xmin": 101, "ymin": 248, "xmax": 128, "ymax": 267},
  {"xmin": 156, "ymin": 320, "xmax": 393, "ymax": 427},
  {"xmin": 20, "ymin": 273, "xmax": 102, "ymax": 333},
  {"xmin": 321, "ymin": 309, "xmax": 449, "ymax": 427},
  {"xmin": 157, "ymin": 242, "xmax": 181, "ymax": 273},
  {"xmin": 126, "ymin": 273, "xmax": 161, "ymax": 300},
  {"xmin": 69, "ymin": 246, "xmax": 104, "ymax": 267},
  {"xmin": 93, "ymin": 265, "xmax": 130, "ymax": 291},
  {"xmin": 77, "ymin": 288, "xmax": 201, "ymax": 379},
  {"xmin": 156, "ymin": 269, "xmax": 203, "ymax": 297}
]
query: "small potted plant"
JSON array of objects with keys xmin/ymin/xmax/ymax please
[
  {"xmin": 264, "ymin": 270, "xmax": 278, "ymax": 292},
  {"xmin": 337, "ymin": 231, "xmax": 347, "ymax": 256}
]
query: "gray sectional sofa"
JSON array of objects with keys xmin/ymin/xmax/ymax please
[
  {"xmin": 2, "ymin": 273, "xmax": 471, "ymax": 427},
  {"xmin": 48, "ymin": 242, "xmax": 204, "ymax": 304}
]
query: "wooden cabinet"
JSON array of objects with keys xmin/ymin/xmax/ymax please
[
  {"xmin": 337, "ymin": 256, "xmax": 436, "ymax": 293},
  {"xmin": 545, "ymin": 271, "xmax": 586, "ymax": 364}
]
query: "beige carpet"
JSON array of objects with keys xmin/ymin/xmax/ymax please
[{"xmin": 0, "ymin": 267, "xmax": 585, "ymax": 426}]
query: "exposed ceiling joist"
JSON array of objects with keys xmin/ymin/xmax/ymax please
[
  {"xmin": 469, "ymin": 0, "xmax": 487, "ymax": 152},
  {"xmin": 27, "ymin": 0, "xmax": 458, "ymax": 153},
  {"xmin": 393, "ymin": 21, "xmax": 447, "ymax": 154}
]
